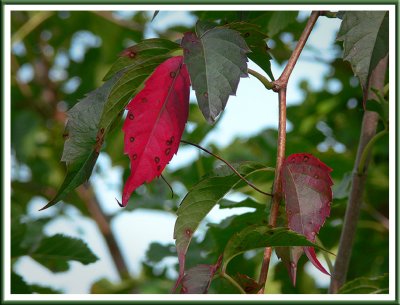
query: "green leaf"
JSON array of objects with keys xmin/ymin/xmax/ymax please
[
  {"xmin": 337, "ymin": 11, "xmax": 388, "ymax": 104},
  {"xmin": 44, "ymin": 39, "xmax": 181, "ymax": 210},
  {"xmin": 338, "ymin": 274, "xmax": 389, "ymax": 294},
  {"xmin": 30, "ymin": 234, "xmax": 98, "ymax": 272},
  {"xmin": 223, "ymin": 22, "xmax": 274, "ymax": 81},
  {"xmin": 222, "ymin": 226, "xmax": 323, "ymax": 271},
  {"xmin": 146, "ymin": 242, "xmax": 176, "ymax": 264},
  {"xmin": 173, "ymin": 161, "xmax": 273, "ymax": 275},
  {"xmin": 267, "ymin": 11, "xmax": 298, "ymax": 37},
  {"xmin": 103, "ymin": 38, "xmax": 181, "ymax": 81},
  {"xmin": 182, "ymin": 21, "xmax": 250, "ymax": 123},
  {"xmin": 11, "ymin": 272, "xmax": 32, "ymax": 294}
]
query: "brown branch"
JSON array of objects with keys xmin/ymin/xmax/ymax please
[
  {"xmin": 329, "ymin": 55, "xmax": 388, "ymax": 293},
  {"xmin": 257, "ymin": 11, "xmax": 321, "ymax": 294},
  {"xmin": 77, "ymin": 182, "xmax": 130, "ymax": 280}
]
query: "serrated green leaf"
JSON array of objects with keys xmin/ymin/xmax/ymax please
[
  {"xmin": 173, "ymin": 161, "xmax": 273, "ymax": 275},
  {"xmin": 222, "ymin": 226, "xmax": 323, "ymax": 271},
  {"xmin": 30, "ymin": 234, "xmax": 98, "ymax": 272},
  {"xmin": 338, "ymin": 274, "xmax": 389, "ymax": 294},
  {"xmin": 45, "ymin": 39, "xmax": 181, "ymax": 210},
  {"xmin": 224, "ymin": 22, "xmax": 274, "ymax": 81},
  {"xmin": 182, "ymin": 21, "xmax": 250, "ymax": 123},
  {"xmin": 337, "ymin": 11, "xmax": 388, "ymax": 104}
]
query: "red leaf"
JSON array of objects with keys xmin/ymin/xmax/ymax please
[
  {"xmin": 281, "ymin": 153, "xmax": 333, "ymax": 279},
  {"xmin": 122, "ymin": 56, "xmax": 190, "ymax": 206}
]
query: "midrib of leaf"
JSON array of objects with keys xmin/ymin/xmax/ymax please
[{"xmin": 133, "ymin": 60, "xmax": 185, "ymax": 177}]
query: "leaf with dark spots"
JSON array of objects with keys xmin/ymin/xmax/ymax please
[
  {"xmin": 337, "ymin": 11, "xmax": 388, "ymax": 107},
  {"xmin": 180, "ymin": 256, "xmax": 222, "ymax": 294},
  {"xmin": 182, "ymin": 20, "xmax": 250, "ymax": 123},
  {"xmin": 43, "ymin": 39, "xmax": 180, "ymax": 210},
  {"xmin": 224, "ymin": 22, "xmax": 274, "ymax": 81},
  {"xmin": 222, "ymin": 226, "xmax": 322, "ymax": 272},
  {"xmin": 122, "ymin": 56, "xmax": 190, "ymax": 206},
  {"xmin": 281, "ymin": 153, "xmax": 333, "ymax": 281},
  {"xmin": 103, "ymin": 38, "xmax": 181, "ymax": 81}
]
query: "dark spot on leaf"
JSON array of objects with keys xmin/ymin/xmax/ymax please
[
  {"xmin": 141, "ymin": 97, "xmax": 147, "ymax": 103},
  {"xmin": 204, "ymin": 92, "xmax": 208, "ymax": 98},
  {"xmin": 133, "ymin": 154, "xmax": 137, "ymax": 160},
  {"xmin": 170, "ymin": 71, "xmax": 176, "ymax": 78},
  {"xmin": 314, "ymin": 174, "xmax": 319, "ymax": 179},
  {"xmin": 185, "ymin": 229, "xmax": 192, "ymax": 237},
  {"xmin": 100, "ymin": 128, "xmax": 105, "ymax": 134},
  {"xmin": 96, "ymin": 136, "xmax": 100, "ymax": 142},
  {"xmin": 62, "ymin": 132, "xmax": 69, "ymax": 139},
  {"xmin": 165, "ymin": 148, "xmax": 171, "ymax": 155},
  {"xmin": 303, "ymin": 155, "xmax": 309, "ymax": 162},
  {"xmin": 129, "ymin": 113, "xmax": 134, "ymax": 120},
  {"xmin": 244, "ymin": 32, "xmax": 250, "ymax": 37},
  {"xmin": 157, "ymin": 165, "xmax": 161, "ymax": 171},
  {"xmin": 130, "ymin": 137, "xmax": 135, "ymax": 143},
  {"xmin": 155, "ymin": 157, "xmax": 160, "ymax": 163},
  {"xmin": 128, "ymin": 51, "xmax": 136, "ymax": 58}
]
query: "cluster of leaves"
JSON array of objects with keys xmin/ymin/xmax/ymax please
[{"xmin": 10, "ymin": 10, "xmax": 389, "ymax": 295}]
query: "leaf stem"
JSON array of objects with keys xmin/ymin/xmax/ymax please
[
  {"xmin": 219, "ymin": 272, "xmax": 246, "ymax": 294},
  {"xmin": 357, "ymin": 128, "xmax": 388, "ymax": 175},
  {"xmin": 248, "ymin": 68, "xmax": 274, "ymax": 90},
  {"xmin": 257, "ymin": 11, "xmax": 321, "ymax": 294},
  {"xmin": 181, "ymin": 140, "xmax": 272, "ymax": 197}
]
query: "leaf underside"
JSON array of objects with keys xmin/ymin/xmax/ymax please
[
  {"xmin": 122, "ymin": 56, "xmax": 190, "ymax": 206},
  {"xmin": 337, "ymin": 11, "xmax": 388, "ymax": 106},
  {"xmin": 182, "ymin": 21, "xmax": 250, "ymax": 123},
  {"xmin": 281, "ymin": 153, "xmax": 333, "ymax": 284}
]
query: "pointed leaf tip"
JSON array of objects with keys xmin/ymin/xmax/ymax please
[
  {"xmin": 122, "ymin": 56, "xmax": 190, "ymax": 206},
  {"xmin": 182, "ymin": 21, "xmax": 250, "ymax": 123},
  {"xmin": 281, "ymin": 153, "xmax": 333, "ymax": 279}
]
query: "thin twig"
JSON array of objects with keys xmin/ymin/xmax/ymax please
[
  {"xmin": 181, "ymin": 140, "xmax": 272, "ymax": 197},
  {"xmin": 77, "ymin": 182, "xmax": 130, "ymax": 280},
  {"xmin": 257, "ymin": 11, "xmax": 321, "ymax": 294},
  {"xmin": 329, "ymin": 55, "xmax": 388, "ymax": 293},
  {"xmin": 161, "ymin": 174, "xmax": 174, "ymax": 199}
]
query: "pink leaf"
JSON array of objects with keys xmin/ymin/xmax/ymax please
[
  {"xmin": 281, "ymin": 153, "xmax": 333, "ymax": 279},
  {"xmin": 122, "ymin": 56, "xmax": 190, "ymax": 206}
]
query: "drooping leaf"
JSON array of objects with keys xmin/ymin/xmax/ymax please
[
  {"xmin": 337, "ymin": 11, "xmax": 389, "ymax": 106},
  {"xmin": 180, "ymin": 256, "xmax": 222, "ymax": 294},
  {"xmin": 338, "ymin": 274, "xmax": 389, "ymax": 294},
  {"xmin": 222, "ymin": 226, "xmax": 322, "ymax": 272},
  {"xmin": 174, "ymin": 162, "xmax": 273, "ymax": 279},
  {"xmin": 223, "ymin": 22, "xmax": 274, "ymax": 81},
  {"xmin": 181, "ymin": 20, "xmax": 250, "ymax": 123},
  {"xmin": 281, "ymin": 153, "xmax": 333, "ymax": 279},
  {"xmin": 29, "ymin": 234, "xmax": 98, "ymax": 272},
  {"xmin": 43, "ymin": 39, "xmax": 180, "ymax": 210},
  {"xmin": 122, "ymin": 56, "xmax": 190, "ymax": 206},
  {"xmin": 146, "ymin": 242, "xmax": 176, "ymax": 264}
]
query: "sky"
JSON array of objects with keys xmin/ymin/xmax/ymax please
[{"xmin": 13, "ymin": 10, "xmax": 342, "ymax": 293}]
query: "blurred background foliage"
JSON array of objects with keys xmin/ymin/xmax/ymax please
[{"xmin": 10, "ymin": 10, "xmax": 389, "ymax": 294}]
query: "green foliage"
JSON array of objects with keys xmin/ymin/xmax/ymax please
[
  {"xmin": 222, "ymin": 226, "xmax": 323, "ymax": 271},
  {"xmin": 338, "ymin": 274, "xmax": 389, "ymax": 294},
  {"xmin": 337, "ymin": 11, "xmax": 389, "ymax": 101},
  {"xmin": 10, "ymin": 10, "xmax": 389, "ymax": 295},
  {"xmin": 182, "ymin": 21, "xmax": 250, "ymax": 123}
]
